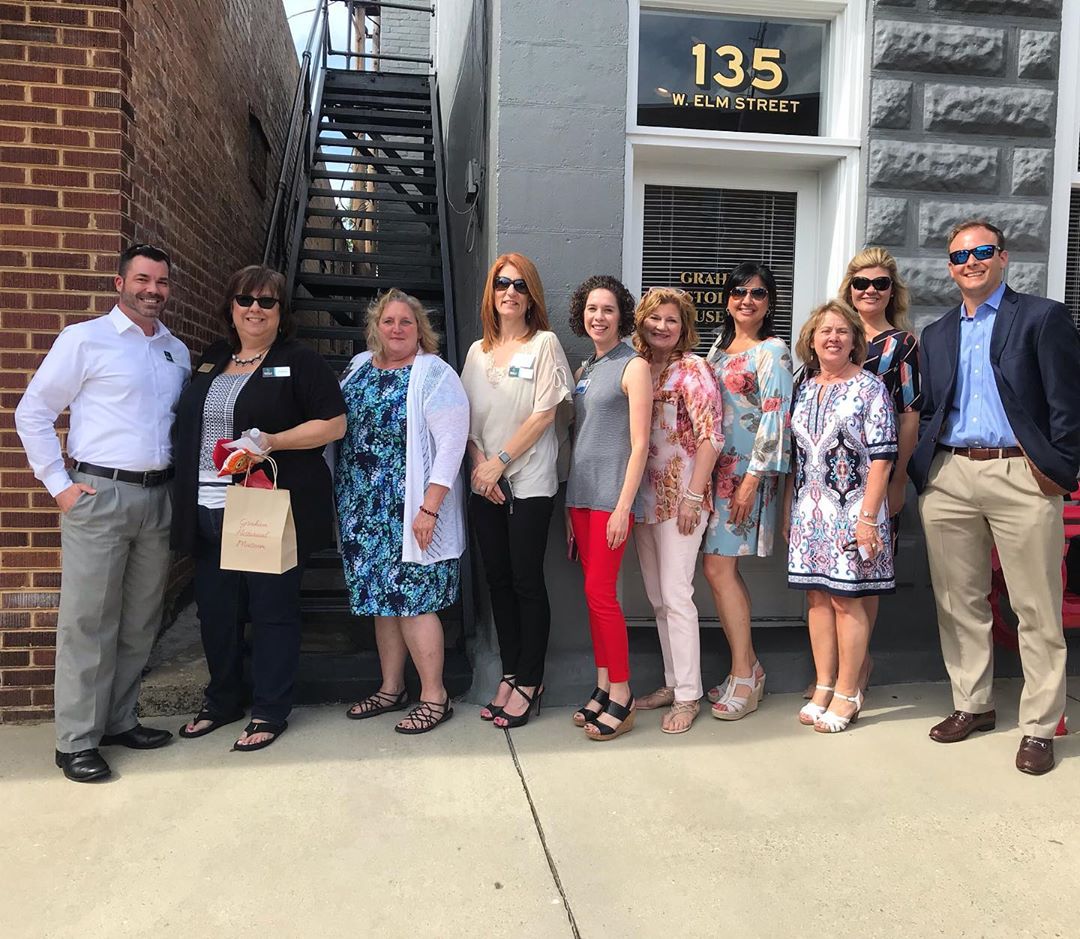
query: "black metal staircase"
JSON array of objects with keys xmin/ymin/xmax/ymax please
[{"xmin": 262, "ymin": 0, "xmax": 470, "ymax": 703}]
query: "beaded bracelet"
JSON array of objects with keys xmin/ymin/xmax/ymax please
[{"xmin": 419, "ymin": 506, "xmax": 439, "ymax": 519}]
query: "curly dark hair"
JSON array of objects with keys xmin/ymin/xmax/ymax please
[{"xmin": 568, "ymin": 274, "xmax": 636, "ymax": 338}]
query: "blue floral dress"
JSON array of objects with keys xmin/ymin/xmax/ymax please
[
  {"xmin": 336, "ymin": 362, "xmax": 459, "ymax": 616},
  {"xmin": 702, "ymin": 336, "xmax": 793, "ymax": 557}
]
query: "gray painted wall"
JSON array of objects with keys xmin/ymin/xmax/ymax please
[
  {"xmin": 378, "ymin": 3, "xmax": 432, "ymax": 73},
  {"xmin": 867, "ymin": 0, "xmax": 1063, "ymax": 328}
]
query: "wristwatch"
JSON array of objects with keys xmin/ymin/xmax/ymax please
[{"xmin": 497, "ymin": 450, "xmax": 512, "ymax": 465}]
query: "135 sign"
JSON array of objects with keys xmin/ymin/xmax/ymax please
[{"xmin": 690, "ymin": 43, "xmax": 786, "ymax": 93}]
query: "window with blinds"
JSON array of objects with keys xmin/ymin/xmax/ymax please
[
  {"xmin": 1066, "ymin": 188, "xmax": 1080, "ymax": 329},
  {"xmin": 641, "ymin": 184, "xmax": 797, "ymax": 355}
]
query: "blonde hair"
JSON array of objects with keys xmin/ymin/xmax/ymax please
[
  {"xmin": 838, "ymin": 246, "xmax": 911, "ymax": 331},
  {"xmin": 795, "ymin": 299, "xmax": 867, "ymax": 368},
  {"xmin": 479, "ymin": 253, "xmax": 549, "ymax": 352},
  {"xmin": 632, "ymin": 287, "xmax": 699, "ymax": 360},
  {"xmin": 365, "ymin": 288, "xmax": 440, "ymax": 360}
]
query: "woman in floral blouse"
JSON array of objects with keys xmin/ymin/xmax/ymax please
[
  {"xmin": 633, "ymin": 287, "xmax": 722, "ymax": 733},
  {"xmin": 702, "ymin": 263, "xmax": 793, "ymax": 721}
]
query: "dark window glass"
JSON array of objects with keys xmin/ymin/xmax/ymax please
[
  {"xmin": 638, "ymin": 9, "xmax": 826, "ymax": 136},
  {"xmin": 1065, "ymin": 188, "xmax": 1080, "ymax": 329}
]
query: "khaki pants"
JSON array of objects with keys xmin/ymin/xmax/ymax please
[
  {"xmin": 918, "ymin": 452, "xmax": 1065, "ymax": 737},
  {"xmin": 635, "ymin": 515, "xmax": 707, "ymax": 702},
  {"xmin": 55, "ymin": 472, "xmax": 172, "ymax": 753}
]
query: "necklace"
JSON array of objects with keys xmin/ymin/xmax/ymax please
[{"xmin": 232, "ymin": 349, "xmax": 268, "ymax": 366}]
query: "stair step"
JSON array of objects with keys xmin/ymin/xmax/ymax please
[
  {"xmin": 300, "ymin": 249, "xmax": 441, "ymax": 266},
  {"xmin": 305, "ymin": 206, "xmax": 439, "ymax": 223},
  {"xmin": 305, "ymin": 188, "xmax": 437, "ymax": 205},
  {"xmin": 319, "ymin": 119, "xmax": 433, "ymax": 138},
  {"xmin": 319, "ymin": 105, "xmax": 432, "ymax": 126},
  {"xmin": 310, "ymin": 169, "xmax": 437, "ymax": 186},
  {"xmin": 316, "ymin": 135, "xmax": 434, "ymax": 153},
  {"xmin": 323, "ymin": 69, "xmax": 431, "ymax": 95},
  {"xmin": 301, "ymin": 227, "xmax": 439, "ymax": 244},
  {"xmin": 297, "ymin": 272, "xmax": 444, "ymax": 297},
  {"xmin": 295, "ymin": 325, "xmax": 367, "ymax": 341},
  {"xmin": 314, "ymin": 150, "xmax": 435, "ymax": 169},
  {"xmin": 320, "ymin": 92, "xmax": 431, "ymax": 109}
]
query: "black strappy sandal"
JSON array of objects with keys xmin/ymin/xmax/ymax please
[
  {"xmin": 572, "ymin": 687, "xmax": 610, "ymax": 727},
  {"xmin": 480, "ymin": 675, "xmax": 516, "ymax": 722},
  {"xmin": 345, "ymin": 689, "xmax": 408, "ymax": 720},
  {"xmin": 585, "ymin": 697, "xmax": 636, "ymax": 742},
  {"xmin": 394, "ymin": 698, "xmax": 454, "ymax": 735},
  {"xmin": 493, "ymin": 683, "xmax": 544, "ymax": 730},
  {"xmin": 232, "ymin": 719, "xmax": 288, "ymax": 752},
  {"xmin": 178, "ymin": 708, "xmax": 244, "ymax": 739}
]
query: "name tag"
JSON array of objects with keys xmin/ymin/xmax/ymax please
[
  {"xmin": 262, "ymin": 366, "xmax": 291, "ymax": 378},
  {"xmin": 197, "ymin": 362, "xmax": 215, "ymax": 373},
  {"xmin": 574, "ymin": 377, "xmax": 591, "ymax": 396},
  {"xmin": 508, "ymin": 366, "xmax": 534, "ymax": 380},
  {"xmin": 508, "ymin": 352, "xmax": 535, "ymax": 380}
]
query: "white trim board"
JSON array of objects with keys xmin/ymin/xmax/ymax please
[{"xmin": 1048, "ymin": 0, "xmax": 1080, "ymax": 300}]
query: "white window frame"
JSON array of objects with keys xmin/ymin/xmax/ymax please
[
  {"xmin": 623, "ymin": 0, "xmax": 867, "ymax": 349},
  {"xmin": 1048, "ymin": 0, "xmax": 1080, "ymax": 300}
]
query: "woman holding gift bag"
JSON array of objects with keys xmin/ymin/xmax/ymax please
[
  {"xmin": 336, "ymin": 289, "xmax": 469, "ymax": 735},
  {"xmin": 172, "ymin": 265, "xmax": 346, "ymax": 751}
]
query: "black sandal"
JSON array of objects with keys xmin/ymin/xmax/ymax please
[
  {"xmin": 232, "ymin": 719, "xmax": 288, "ymax": 752},
  {"xmin": 585, "ymin": 697, "xmax": 636, "ymax": 742},
  {"xmin": 345, "ymin": 689, "xmax": 408, "ymax": 720},
  {"xmin": 394, "ymin": 698, "xmax": 454, "ymax": 735},
  {"xmin": 178, "ymin": 708, "xmax": 244, "ymax": 739},
  {"xmin": 572, "ymin": 687, "xmax": 610, "ymax": 727},
  {"xmin": 480, "ymin": 675, "xmax": 515, "ymax": 722}
]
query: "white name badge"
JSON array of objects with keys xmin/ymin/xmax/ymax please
[
  {"xmin": 508, "ymin": 352, "xmax": 536, "ymax": 380},
  {"xmin": 574, "ymin": 377, "xmax": 590, "ymax": 395},
  {"xmin": 262, "ymin": 366, "xmax": 291, "ymax": 378}
]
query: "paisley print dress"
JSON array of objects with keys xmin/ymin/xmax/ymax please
[
  {"xmin": 336, "ymin": 362, "xmax": 459, "ymax": 616},
  {"xmin": 787, "ymin": 370, "xmax": 897, "ymax": 597}
]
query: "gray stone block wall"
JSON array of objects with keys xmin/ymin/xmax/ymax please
[
  {"xmin": 868, "ymin": 0, "xmax": 1063, "ymax": 328},
  {"xmin": 378, "ymin": 4, "xmax": 432, "ymax": 73}
]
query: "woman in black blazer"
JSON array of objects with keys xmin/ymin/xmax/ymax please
[{"xmin": 172, "ymin": 265, "xmax": 345, "ymax": 751}]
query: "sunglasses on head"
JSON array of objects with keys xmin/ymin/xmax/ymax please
[
  {"xmin": 948, "ymin": 244, "xmax": 1001, "ymax": 266},
  {"xmin": 493, "ymin": 276, "xmax": 529, "ymax": 294},
  {"xmin": 851, "ymin": 275, "xmax": 892, "ymax": 292},
  {"xmin": 234, "ymin": 295, "xmax": 280, "ymax": 309},
  {"xmin": 730, "ymin": 286, "xmax": 768, "ymax": 300}
]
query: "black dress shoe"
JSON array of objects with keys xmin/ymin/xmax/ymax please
[
  {"xmin": 100, "ymin": 724, "xmax": 173, "ymax": 749},
  {"xmin": 55, "ymin": 749, "xmax": 111, "ymax": 782}
]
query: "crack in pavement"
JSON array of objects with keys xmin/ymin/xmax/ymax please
[{"xmin": 503, "ymin": 729, "xmax": 581, "ymax": 939}]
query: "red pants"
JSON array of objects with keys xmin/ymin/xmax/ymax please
[{"xmin": 570, "ymin": 508, "xmax": 633, "ymax": 683}]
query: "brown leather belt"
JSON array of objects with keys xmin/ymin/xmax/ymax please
[{"xmin": 939, "ymin": 445, "xmax": 1023, "ymax": 461}]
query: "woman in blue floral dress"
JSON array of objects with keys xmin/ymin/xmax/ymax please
[
  {"xmin": 335, "ymin": 289, "xmax": 469, "ymax": 735},
  {"xmin": 701, "ymin": 263, "xmax": 793, "ymax": 721}
]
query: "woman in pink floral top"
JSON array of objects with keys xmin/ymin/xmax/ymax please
[
  {"xmin": 702, "ymin": 263, "xmax": 793, "ymax": 722},
  {"xmin": 633, "ymin": 287, "xmax": 723, "ymax": 734}
]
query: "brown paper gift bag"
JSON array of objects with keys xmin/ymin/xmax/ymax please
[{"xmin": 219, "ymin": 457, "xmax": 298, "ymax": 574}]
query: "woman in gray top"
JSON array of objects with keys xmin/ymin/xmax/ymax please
[{"xmin": 565, "ymin": 275, "xmax": 652, "ymax": 741}]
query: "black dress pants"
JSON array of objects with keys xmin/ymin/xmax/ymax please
[
  {"xmin": 194, "ymin": 506, "xmax": 305, "ymax": 724},
  {"xmin": 470, "ymin": 493, "xmax": 554, "ymax": 686}
]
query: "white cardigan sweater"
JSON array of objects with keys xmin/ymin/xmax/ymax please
[{"xmin": 340, "ymin": 350, "xmax": 469, "ymax": 564}]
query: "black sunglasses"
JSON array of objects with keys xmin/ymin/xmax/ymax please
[
  {"xmin": 493, "ymin": 276, "xmax": 529, "ymax": 294},
  {"xmin": 948, "ymin": 244, "xmax": 1001, "ymax": 266},
  {"xmin": 234, "ymin": 295, "xmax": 280, "ymax": 310},
  {"xmin": 851, "ymin": 275, "xmax": 893, "ymax": 291},
  {"xmin": 730, "ymin": 286, "xmax": 768, "ymax": 300}
]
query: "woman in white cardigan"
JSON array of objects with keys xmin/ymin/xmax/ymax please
[{"xmin": 335, "ymin": 289, "xmax": 469, "ymax": 734}]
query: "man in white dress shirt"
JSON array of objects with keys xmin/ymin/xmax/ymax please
[{"xmin": 15, "ymin": 244, "xmax": 191, "ymax": 782}]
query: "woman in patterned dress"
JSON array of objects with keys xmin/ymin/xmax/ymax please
[
  {"xmin": 336, "ymin": 289, "xmax": 469, "ymax": 735},
  {"xmin": 784, "ymin": 300, "xmax": 897, "ymax": 733},
  {"xmin": 632, "ymin": 287, "xmax": 723, "ymax": 734},
  {"xmin": 701, "ymin": 263, "xmax": 793, "ymax": 720}
]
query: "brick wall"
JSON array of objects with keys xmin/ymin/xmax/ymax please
[
  {"xmin": 867, "ymin": 0, "xmax": 1063, "ymax": 327},
  {"xmin": 378, "ymin": 4, "xmax": 431, "ymax": 73},
  {"xmin": 0, "ymin": 1, "xmax": 298, "ymax": 722}
]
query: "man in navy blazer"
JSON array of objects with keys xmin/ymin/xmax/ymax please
[{"xmin": 912, "ymin": 219, "xmax": 1080, "ymax": 775}]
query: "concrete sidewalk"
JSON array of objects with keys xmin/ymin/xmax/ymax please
[{"xmin": 3, "ymin": 680, "xmax": 1079, "ymax": 938}]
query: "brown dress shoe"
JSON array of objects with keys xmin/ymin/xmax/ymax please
[
  {"xmin": 1016, "ymin": 736, "xmax": 1055, "ymax": 775},
  {"xmin": 929, "ymin": 709, "xmax": 996, "ymax": 743}
]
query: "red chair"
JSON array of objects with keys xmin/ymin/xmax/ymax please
[{"xmin": 988, "ymin": 488, "xmax": 1080, "ymax": 737}]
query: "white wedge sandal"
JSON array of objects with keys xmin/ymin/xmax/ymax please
[
  {"xmin": 798, "ymin": 684, "xmax": 834, "ymax": 726},
  {"xmin": 813, "ymin": 690, "xmax": 863, "ymax": 734},
  {"xmin": 711, "ymin": 668, "xmax": 766, "ymax": 721}
]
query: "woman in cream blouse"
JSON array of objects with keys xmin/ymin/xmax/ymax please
[{"xmin": 460, "ymin": 253, "xmax": 572, "ymax": 729}]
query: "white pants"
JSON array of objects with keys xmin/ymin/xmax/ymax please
[{"xmin": 635, "ymin": 515, "xmax": 707, "ymax": 701}]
